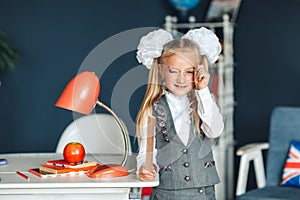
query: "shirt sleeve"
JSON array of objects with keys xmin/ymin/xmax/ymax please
[
  {"xmin": 136, "ymin": 117, "xmax": 158, "ymax": 174},
  {"xmin": 196, "ymin": 87, "xmax": 224, "ymax": 138}
]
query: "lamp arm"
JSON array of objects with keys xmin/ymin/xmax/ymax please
[{"xmin": 96, "ymin": 100, "xmax": 129, "ymax": 167}]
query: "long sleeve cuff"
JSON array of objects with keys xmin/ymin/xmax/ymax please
[{"xmin": 196, "ymin": 87, "xmax": 224, "ymax": 138}]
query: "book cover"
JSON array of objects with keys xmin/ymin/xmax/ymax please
[
  {"xmin": 46, "ymin": 159, "xmax": 97, "ymax": 169},
  {"xmin": 39, "ymin": 164, "xmax": 99, "ymax": 174},
  {"xmin": 28, "ymin": 168, "xmax": 86, "ymax": 178}
]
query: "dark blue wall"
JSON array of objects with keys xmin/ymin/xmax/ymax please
[
  {"xmin": 0, "ymin": 0, "xmax": 209, "ymax": 153},
  {"xmin": 235, "ymin": 0, "xmax": 300, "ymax": 145}
]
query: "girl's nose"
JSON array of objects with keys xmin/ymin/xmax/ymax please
[{"xmin": 176, "ymin": 72, "xmax": 185, "ymax": 83}]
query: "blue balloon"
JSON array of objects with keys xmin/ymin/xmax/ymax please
[{"xmin": 168, "ymin": 0, "xmax": 201, "ymax": 11}]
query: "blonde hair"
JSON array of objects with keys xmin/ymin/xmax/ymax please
[{"xmin": 136, "ymin": 38, "xmax": 209, "ymax": 143}]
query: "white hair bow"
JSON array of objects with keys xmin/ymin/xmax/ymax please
[{"xmin": 136, "ymin": 27, "xmax": 221, "ymax": 69}]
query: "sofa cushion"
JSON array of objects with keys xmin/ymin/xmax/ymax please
[
  {"xmin": 236, "ymin": 186, "xmax": 300, "ymax": 200},
  {"xmin": 281, "ymin": 140, "xmax": 300, "ymax": 187}
]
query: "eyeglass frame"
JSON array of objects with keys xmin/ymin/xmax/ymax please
[{"xmin": 159, "ymin": 64, "xmax": 196, "ymax": 80}]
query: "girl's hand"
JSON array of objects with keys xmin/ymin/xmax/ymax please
[
  {"xmin": 194, "ymin": 65, "xmax": 210, "ymax": 90},
  {"xmin": 138, "ymin": 165, "xmax": 156, "ymax": 181}
]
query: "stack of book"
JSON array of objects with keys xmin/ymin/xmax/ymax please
[{"xmin": 29, "ymin": 159, "xmax": 99, "ymax": 178}]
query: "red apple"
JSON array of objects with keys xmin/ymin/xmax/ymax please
[{"xmin": 63, "ymin": 142, "xmax": 86, "ymax": 163}]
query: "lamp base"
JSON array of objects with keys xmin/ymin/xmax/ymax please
[{"xmin": 88, "ymin": 164, "xmax": 128, "ymax": 178}]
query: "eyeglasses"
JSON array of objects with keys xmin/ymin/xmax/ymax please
[{"xmin": 160, "ymin": 65, "xmax": 195, "ymax": 80}]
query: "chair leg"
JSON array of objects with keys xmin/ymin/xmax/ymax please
[
  {"xmin": 253, "ymin": 151, "xmax": 266, "ymax": 188},
  {"xmin": 236, "ymin": 155, "xmax": 250, "ymax": 196}
]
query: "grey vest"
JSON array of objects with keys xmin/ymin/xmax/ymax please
[{"xmin": 153, "ymin": 96, "xmax": 220, "ymax": 190}]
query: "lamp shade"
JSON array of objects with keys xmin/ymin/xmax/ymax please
[{"xmin": 55, "ymin": 71, "xmax": 100, "ymax": 115}]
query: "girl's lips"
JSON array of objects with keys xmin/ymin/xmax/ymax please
[{"xmin": 174, "ymin": 84, "xmax": 187, "ymax": 89}]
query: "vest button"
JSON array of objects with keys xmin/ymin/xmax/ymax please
[
  {"xmin": 182, "ymin": 148, "xmax": 188, "ymax": 154},
  {"xmin": 183, "ymin": 162, "xmax": 189, "ymax": 167},
  {"xmin": 184, "ymin": 176, "xmax": 190, "ymax": 181},
  {"xmin": 198, "ymin": 188, "xmax": 204, "ymax": 194}
]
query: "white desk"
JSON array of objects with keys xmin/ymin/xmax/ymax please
[{"xmin": 0, "ymin": 153, "xmax": 158, "ymax": 200}]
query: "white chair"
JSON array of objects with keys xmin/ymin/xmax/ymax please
[{"xmin": 56, "ymin": 113, "xmax": 132, "ymax": 155}]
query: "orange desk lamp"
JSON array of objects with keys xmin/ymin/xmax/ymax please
[{"xmin": 55, "ymin": 71, "xmax": 129, "ymax": 178}]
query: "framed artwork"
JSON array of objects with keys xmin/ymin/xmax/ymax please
[{"xmin": 205, "ymin": 0, "xmax": 242, "ymax": 22}]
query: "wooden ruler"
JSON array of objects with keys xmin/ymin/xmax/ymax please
[{"xmin": 146, "ymin": 115, "xmax": 156, "ymax": 170}]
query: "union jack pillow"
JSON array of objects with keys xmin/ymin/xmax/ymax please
[{"xmin": 281, "ymin": 140, "xmax": 300, "ymax": 187}]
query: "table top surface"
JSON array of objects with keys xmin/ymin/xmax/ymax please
[{"xmin": 0, "ymin": 153, "xmax": 158, "ymax": 189}]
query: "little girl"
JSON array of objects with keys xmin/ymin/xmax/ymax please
[{"xmin": 135, "ymin": 27, "xmax": 224, "ymax": 200}]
